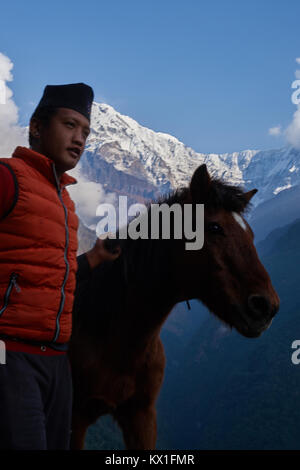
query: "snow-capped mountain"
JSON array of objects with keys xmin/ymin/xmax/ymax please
[{"xmin": 79, "ymin": 102, "xmax": 300, "ymax": 209}]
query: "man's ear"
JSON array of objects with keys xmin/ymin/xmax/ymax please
[
  {"xmin": 29, "ymin": 118, "xmax": 41, "ymax": 138},
  {"xmin": 190, "ymin": 164, "xmax": 211, "ymax": 202}
]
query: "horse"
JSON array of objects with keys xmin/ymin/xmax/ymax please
[{"xmin": 68, "ymin": 164, "xmax": 280, "ymax": 450}]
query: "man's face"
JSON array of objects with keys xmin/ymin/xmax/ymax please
[{"xmin": 31, "ymin": 107, "xmax": 90, "ymax": 176}]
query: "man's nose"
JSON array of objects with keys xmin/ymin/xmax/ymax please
[{"xmin": 72, "ymin": 130, "xmax": 85, "ymax": 147}]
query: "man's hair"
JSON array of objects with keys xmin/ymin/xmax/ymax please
[{"xmin": 28, "ymin": 106, "xmax": 58, "ymax": 148}]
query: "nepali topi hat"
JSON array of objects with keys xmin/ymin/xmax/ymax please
[{"xmin": 34, "ymin": 82, "xmax": 94, "ymax": 121}]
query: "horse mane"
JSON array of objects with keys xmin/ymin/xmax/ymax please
[
  {"xmin": 73, "ymin": 175, "xmax": 253, "ymax": 337},
  {"xmin": 205, "ymin": 178, "xmax": 253, "ymax": 214},
  {"xmin": 149, "ymin": 176, "xmax": 253, "ymax": 214}
]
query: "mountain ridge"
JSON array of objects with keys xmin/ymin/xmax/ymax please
[{"xmin": 76, "ymin": 102, "xmax": 300, "ymax": 211}]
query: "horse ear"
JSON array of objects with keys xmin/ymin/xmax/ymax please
[
  {"xmin": 244, "ymin": 188, "xmax": 258, "ymax": 203},
  {"xmin": 190, "ymin": 164, "xmax": 211, "ymax": 202}
]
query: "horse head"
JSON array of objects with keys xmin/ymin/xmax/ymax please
[{"xmin": 174, "ymin": 164, "xmax": 280, "ymax": 338}]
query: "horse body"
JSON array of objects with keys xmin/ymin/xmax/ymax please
[
  {"xmin": 69, "ymin": 264, "xmax": 178, "ymax": 449},
  {"xmin": 69, "ymin": 164, "xmax": 280, "ymax": 449},
  {"xmin": 69, "ymin": 304, "xmax": 170, "ymax": 449}
]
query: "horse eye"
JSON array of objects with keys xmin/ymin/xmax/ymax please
[{"xmin": 207, "ymin": 222, "xmax": 224, "ymax": 235}]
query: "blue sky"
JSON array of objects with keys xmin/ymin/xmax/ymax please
[{"xmin": 1, "ymin": 0, "xmax": 299, "ymax": 153}]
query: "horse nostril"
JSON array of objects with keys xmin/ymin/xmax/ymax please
[{"xmin": 248, "ymin": 295, "xmax": 271, "ymax": 318}]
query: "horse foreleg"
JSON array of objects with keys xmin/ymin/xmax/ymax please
[
  {"xmin": 70, "ymin": 410, "xmax": 89, "ymax": 450},
  {"xmin": 115, "ymin": 403, "xmax": 157, "ymax": 450}
]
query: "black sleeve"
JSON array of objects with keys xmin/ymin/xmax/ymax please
[{"xmin": 76, "ymin": 253, "xmax": 92, "ymax": 283}]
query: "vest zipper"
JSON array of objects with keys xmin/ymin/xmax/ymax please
[
  {"xmin": 0, "ymin": 273, "xmax": 21, "ymax": 317},
  {"xmin": 52, "ymin": 164, "xmax": 71, "ymax": 343}
]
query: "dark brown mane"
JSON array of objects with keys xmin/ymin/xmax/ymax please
[
  {"xmin": 155, "ymin": 176, "xmax": 253, "ymax": 214},
  {"xmin": 206, "ymin": 178, "xmax": 253, "ymax": 213}
]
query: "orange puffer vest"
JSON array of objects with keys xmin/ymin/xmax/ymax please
[{"xmin": 0, "ymin": 146, "xmax": 78, "ymax": 344}]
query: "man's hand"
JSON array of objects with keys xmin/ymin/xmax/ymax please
[{"xmin": 85, "ymin": 237, "xmax": 121, "ymax": 270}]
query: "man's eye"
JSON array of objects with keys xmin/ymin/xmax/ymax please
[{"xmin": 66, "ymin": 122, "xmax": 74, "ymax": 127}]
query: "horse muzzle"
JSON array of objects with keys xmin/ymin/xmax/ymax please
[{"xmin": 232, "ymin": 294, "xmax": 279, "ymax": 338}]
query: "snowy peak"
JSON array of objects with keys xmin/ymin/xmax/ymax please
[
  {"xmin": 87, "ymin": 102, "xmax": 203, "ymax": 190},
  {"xmin": 81, "ymin": 102, "xmax": 300, "ymax": 208}
]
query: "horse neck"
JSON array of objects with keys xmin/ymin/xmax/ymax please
[{"xmin": 117, "ymin": 238, "xmax": 179, "ymax": 340}]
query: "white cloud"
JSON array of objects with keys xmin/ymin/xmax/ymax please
[
  {"xmin": 68, "ymin": 161, "xmax": 117, "ymax": 228},
  {"xmin": 0, "ymin": 52, "xmax": 27, "ymax": 157},
  {"xmin": 285, "ymin": 106, "xmax": 300, "ymax": 149},
  {"xmin": 283, "ymin": 59, "xmax": 300, "ymax": 149},
  {"xmin": 268, "ymin": 125, "xmax": 281, "ymax": 136},
  {"xmin": 0, "ymin": 53, "xmax": 13, "ymax": 82}
]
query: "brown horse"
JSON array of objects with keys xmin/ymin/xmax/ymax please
[{"xmin": 68, "ymin": 164, "xmax": 280, "ymax": 450}]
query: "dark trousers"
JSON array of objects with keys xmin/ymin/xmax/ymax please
[{"xmin": 0, "ymin": 351, "xmax": 73, "ymax": 450}]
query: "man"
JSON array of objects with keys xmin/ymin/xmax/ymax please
[{"xmin": 0, "ymin": 83, "xmax": 119, "ymax": 449}]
